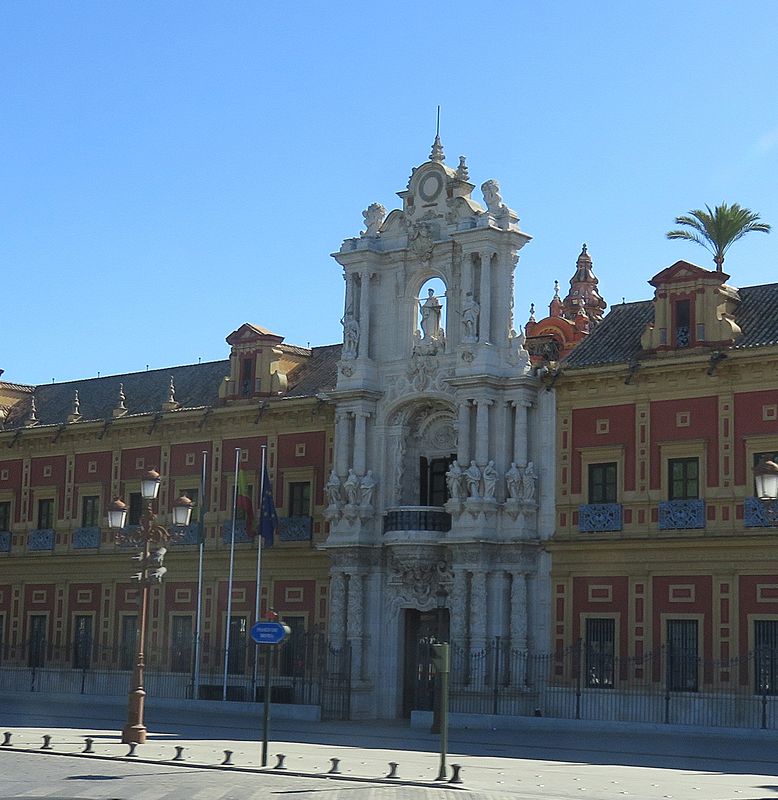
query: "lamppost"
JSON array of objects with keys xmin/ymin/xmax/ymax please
[
  {"xmin": 430, "ymin": 585, "xmax": 449, "ymax": 734},
  {"xmin": 108, "ymin": 469, "xmax": 193, "ymax": 745}
]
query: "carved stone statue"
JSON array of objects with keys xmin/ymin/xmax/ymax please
[
  {"xmin": 462, "ymin": 292, "xmax": 480, "ymax": 341},
  {"xmin": 465, "ymin": 460, "xmax": 482, "ymax": 499},
  {"xmin": 445, "ymin": 459, "xmax": 464, "ymax": 499},
  {"xmin": 419, "ymin": 287, "xmax": 442, "ymax": 340},
  {"xmin": 359, "ymin": 470, "xmax": 376, "ymax": 506},
  {"xmin": 481, "ymin": 179, "xmax": 505, "ymax": 214},
  {"xmin": 361, "ymin": 202, "xmax": 386, "ymax": 237},
  {"xmin": 508, "ymin": 326, "xmax": 531, "ymax": 372},
  {"xmin": 521, "ymin": 461, "xmax": 537, "ymax": 503},
  {"xmin": 483, "ymin": 460, "xmax": 498, "ymax": 500},
  {"xmin": 342, "ymin": 314, "xmax": 360, "ymax": 360},
  {"xmin": 325, "ymin": 470, "xmax": 342, "ymax": 506},
  {"xmin": 505, "ymin": 462, "xmax": 522, "ymax": 500},
  {"xmin": 344, "ymin": 469, "xmax": 360, "ymax": 505}
]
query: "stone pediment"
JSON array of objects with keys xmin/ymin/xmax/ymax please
[
  {"xmin": 649, "ymin": 261, "xmax": 730, "ymax": 288},
  {"xmin": 226, "ymin": 323, "xmax": 285, "ymax": 347}
]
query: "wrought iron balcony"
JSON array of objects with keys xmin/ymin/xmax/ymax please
[
  {"xmin": 28, "ymin": 529, "xmax": 55, "ymax": 551},
  {"xmin": 658, "ymin": 499, "xmax": 705, "ymax": 530},
  {"xmin": 384, "ymin": 506, "xmax": 451, "ymax": 534},
  {"xmin": 744, "ymin": 496, "xmax": 778, "ymax": 528},
  {"xmin": 221, "ymin": 519, "xmax": 252, "ymax": 544},
  {"xmin": 178, "ymin": 522, "xmax": 204, "ymax": 545},
  {"xmin": 279, "ymin": 515, "xmax": 312, "ymax": 542},
  {"xmin": 578, "ymin": 503, "xmax": 623, "ymax": 532},
  {"xmin": 0, "ymin": 531, "xmax": 10, "ymax": 553},
  {"xmin": 72, "ymin": 527, "xmax": 101, "ymax": 549}
]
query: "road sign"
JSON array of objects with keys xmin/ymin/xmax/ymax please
[{"xmin": 250, "ymin": 621, "xmax": 290, "ymax": 645}]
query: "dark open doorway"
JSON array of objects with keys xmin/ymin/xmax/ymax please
[{"xmin": 401, "ymin": 607, "xmax": 450, "ymax": 717}]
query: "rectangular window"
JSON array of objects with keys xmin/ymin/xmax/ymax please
[
  {"xmin": 37, "ymin": 499, "xmax": 54, "ymax": 530},
  {"xmin": 28, "ymin": 615, "xmax": 47, "ymax": 668},
  {"xmin": 0, "ymin": 501, "xmax": 10, "ymax": 532},
  {"xmin": 279, "ymin": 616, "xmax": 306, "ymax": 677},
  {"xmin": 240, "ymin": 358, "xmax": 253, "ymax": 397},
  {"xmin": 72, "ymin": 615, "xmax": 93, "ymax": 669},
  {"xmin": 588, "ymin": 463, "xmax": 617, "ymax": 504},
  {"xmin": 755, "ymin": 620, "xmax": 778, "ymax": 696},
  {"xmin": 668, "ymin": 458, "xmax": 699, "ymax": 500},
  {"xmin": 128, "ymin": 493, "xmax": 143, "ymax": 526},
  {"xmin": 675, "ymin": 299, "xmax": 691, "ymax": 348},
  {"xmin": 227, "ymin": 616, "xmax": 247, "ymax": 675},
  {"xmin": 81, "ymin": 495, "xmax": 100, "ymax": 528},
  {"xmin": 288, "ymin": 482, "xmax": 311, "ymax": 517},
  {"xmin": 170, "ymin": 616, "xmax": 193, "ymax": 673},
  {"xmin": 585, "ymin": 618, "xmax": 615, "ymax": 688},
  {"xmin": 120, "ymin": 615, "xmax": 137, "ymax": 670},
  {"xmin": 666, "ymin": 619, "xmax": 698, "ymax": 691}
]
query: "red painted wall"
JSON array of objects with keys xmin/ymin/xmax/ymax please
[
  {"xmin": 733, "ymin": 389, "xmax": 778, "ymax": 485},
  {"xmin": 571, "ymin": 405, "xmax": 636, "ymax": 493}
]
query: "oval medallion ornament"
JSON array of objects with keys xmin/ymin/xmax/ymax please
[{"xmin": 419, "ymin": 172, "xmax": 443, "ymax": 202}]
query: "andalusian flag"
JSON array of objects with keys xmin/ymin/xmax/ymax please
[{"xmin": 236, "ymin": 468, "xmax": 254, "ymax": 530}]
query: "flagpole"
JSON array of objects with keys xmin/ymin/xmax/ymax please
[
  {"xmin": 223, "ymin": 447, "xmax": 240, "ymax": 702},
  {"xmin": 252, "ymin": 445, "xmax": 267, "ymax": 697},
  {"xmin": 191, "ymin": 450, "xmax": 207, "ymax": 700}
]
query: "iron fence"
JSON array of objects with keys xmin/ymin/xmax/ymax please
[
  {"xmin": 0, "ymin": 632, "xmax": 351, "ymax": 720},
  {"xmin": 413, "ymin": 638, "xmax": 778, "ymax": 730}
]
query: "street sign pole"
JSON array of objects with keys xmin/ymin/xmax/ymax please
[
  {"xmin": 250, "ymin": 620, "xmax": 290, "ymax": 768},
  {"xmin": 431, "ymin": 643, "xmax": 450, "ymax": 781}
]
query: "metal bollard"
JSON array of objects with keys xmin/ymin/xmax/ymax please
[
  {"xmin": 222, "ymin": 750, "xmax": 234, "ymax": 766},
  {"xmin": 172, "ymin": 746, "xmax": 185, "ymax": 761},
  {"xmin": 449, "ymin": 763, "xmax": 463, "ymax": 784},
  {"xmin": 386, "ymin": 761, "xmax": 400, "ymax": 779},
  {"xmin": 126, "ymin": 742, "xmax": 138, "ymax": 758},
  {"xmin": 41, "ymin": 735, "xmax": 52, "ymax": 750},
  {"xmin": 273, "ymin": 753, "xmax": 287, "ymax": 770},
  {"xmin": 1, "ymin": 732, "xmax": 11, "ymax": 747},
  {"xmin": 328, "ymin": 757, "xmax": 341, "ymax": 774},
  {"xmin": 83, "ymin": 738, "xmax": 94, "ymax": 754}
]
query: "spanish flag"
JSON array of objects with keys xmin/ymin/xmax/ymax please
[{"xmin": 235, "ymin": 468, "xmax": 254, "ymax": 530}]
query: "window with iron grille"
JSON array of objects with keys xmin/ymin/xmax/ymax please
[
  {"xmin": 128, "ymin": 493, "xmax": 143, "ymax": 526},
  {"xmin": 675, "ymin": 299, "xmax": 691, "ymax": 348},
  {"xmin": 72, "ymin": 615, "xmax": 92, "ymax": 669},
  {"xmin": 755, "ymin": 620, "xmax": 778, "ymax": 696},
  {"xmin": 227, "ymin": 616, "xmax": 247, "ymax": 675},
  {"xmin": 28, "ymin": 615, "xmax": 47, "ymax": 668},
  {"xmin": 81, "ymin": 495, "xmax": 100, "ymax": 528},
  {"xmin": 288, "ymin": 482, "xmax": 311, "ymax": 517},
  {"xmin": 170, "ymin": 615, "xmax": 193, "ymax": 673},
  {"xmin": 279, "ymin": 616, "xmax": 307, "ymax": 677},
  {"xmin": 588, "ymin": 463, "xmax": 617, "ymax": 504},
  {"xmin": 585, "ymin": 618, "xmax": 615, "ymax": 688},
  {"xmin": 668, "ymin": 458, "xmax": 699, "ymax": 501},
  {"xmin": 666, "ymin": 619, "xmax": 698, "ymax": 691},
  {"xmin": 37, "ymin": 499, "xmax": 54, "ymax": 530},
  {"xmin": 120, "ymin": 615, "xmax": 137, "ymax": 670},
  {"xmin": 0, "ymin": 501, "xmax": 10, "ymax": 532}
]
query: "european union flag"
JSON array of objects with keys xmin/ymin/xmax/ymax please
[{"xmin": 258, "ymin": 466, "xmax": 277, "ymax": 548}]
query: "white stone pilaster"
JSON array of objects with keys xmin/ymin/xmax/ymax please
[
  {"xmin": 329, "ymin": 571, "xmax": 347, "ymax": 648},
  {"xmin": 475, "ymin": 399, "xmax": 491, "ymax": 465},
  {"xmin": 358, "ymin": 271, "xmax": 371, "ymax": 360},
  {"xmin": 513, "ymin": 401, "xmax": 529, "ymax": 466},
  {"xmin": 457, "ymin": 400, "xmax": 471, "ymax": 465},
  {"xmin": 353, "ymin": 411, "xmax": 369, "ymax": 475},
  {"xmin": 450, "ymin": 569, "xmax": 468, "ymax": 644},
  {"xmin": 347, "ymin": 572, "xmax": 364, "ymax": 679},
  {"xmin": 480, "ymin": 251, "xmax": 492, "ymax": 343},
  {"xmin": 335, "ymin": 412, "xmax": 350, "ymax": 477},
  {"xmin": 470, "ymin": 570, "xmax": 488, "ymax": 648}
]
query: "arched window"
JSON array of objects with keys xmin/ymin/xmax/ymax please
[{"xmin": 417, "ymin": 277, "xmax": 447, "ymax": 341}]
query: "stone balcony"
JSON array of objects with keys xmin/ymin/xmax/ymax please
[{"xmin": 383, "ymin": 506, "xmax": 452, "ymax": 537}]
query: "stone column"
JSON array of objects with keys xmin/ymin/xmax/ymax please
[
  {"xmin": 457, "ymin": 400, "xmax": 471, "ymax": 466},
  {"xmin": 510, "ymin": 571, "xmax": 528, "ymax": 686},
  {"xmin": 335, "ymin": 412, "xmax": 350, "ymax": 477},
  {"xmin": 513, "ymin": 401, "xmax": 529, "ymax": 467},
  {"xmin": 347, "ymin": 572, "xmax": 364, "ymax": 680},
  {"xmin": 353, "ymin": 411, "xmax": 369, "ymax": 475},
  {"xmin": 358, "ymin": 271, "xmax": 371, "ymax": 360},
  {"xmin": 450, "ymin": 569, "xmax": 468, "ymax": 645},
  {"xmin": 480, "ymin": 251, "xmax": 492, "ymax": 343},
  {"xmin": 469, "ymin": 570, "xmax": 488, "ymax": 649},
  {"xmin": 501, "ymin": 401, "xmax": 513, "ymax": 479},
  {"xmin": 329, "ymin": 571, "xmax": 347, "ymax": 648},
  {"xmin": 475, "ymin": 399, "xmax": 491, "ymax": 465}
]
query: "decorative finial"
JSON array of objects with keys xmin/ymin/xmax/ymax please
[
  {"xmin": 456, "ymin": 156, "xmax": 469, "ymax": 181},
  {"xmin": 25, "ymin": 395, "xmax": 39, "ymax": 427},
  {"xmin": 67, "ymin": 390, "xmax": 82, "ymax": 424},
  {"xmin": 582, "ymin": 243, "xmax": 588, "ymax": 254},
  {"xmin": 112, "ymin": 383, "xmax": 127, "ymax": 419},
  {"xmin": 162, "ymin": 376, "xmax": 180, "ymax": 412},
  {"xmin": 554, "ymin": 280, "xmax": 560, "ymax": 298},
  {"xmin": 429, "ymin": 134, "xmax": 445, "ymax": 163},
  {"xmin": 528, "ymin": 302, "xmax": 536, "ymax": 322}
]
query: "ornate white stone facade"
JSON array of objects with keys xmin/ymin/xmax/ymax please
[{"xmin": 321, "ymin": 141, "xmax": 555, "ymax": 719}]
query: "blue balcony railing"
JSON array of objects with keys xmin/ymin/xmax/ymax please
[
  {"xmin": 658, "ymin": 499, "xmax": 705, "ymax": 530},
  {"xmin": 221, "ymin": 520, "xmax": 252, "ymax": 544},
  {"xmin": 0, "ymin": 532, "xmax": 10, "ymax": 553},
  {"xmin": 178, "ymin": 522, "xmax": 204, "ymax": 545},
  {"xmin": 72, "ymin": 527, "xmax": 101, "ymax": 549},
  {"xmin": 28, "ymin": 529, "xmax": 55, "ymax": 551},
  {"xmin": 744, "ymin": 496, "xmax": 778, "ymax": 528},
  {"xmin": 279, "ymin": 516, "xmax": 312, "ymax": 542},
  {"xmin": 578, "ymin": 503, "xmax": 623, "ymax": 532},
  {"xmin": 384, "ymin": 507, "xmax": 451, "ymax": 534}
]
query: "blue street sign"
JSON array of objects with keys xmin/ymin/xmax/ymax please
[{"xmin": 250, "ymin": 621, "xmax": 290, "ymax": 645}]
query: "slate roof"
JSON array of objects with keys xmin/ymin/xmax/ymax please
[
  {"xmin": 2, "ymin": 344, "xmax": 342, "ymax": 430},
  {"xmin": 563, "ymin": 282, "xmax": 778, "ymax": 369}
]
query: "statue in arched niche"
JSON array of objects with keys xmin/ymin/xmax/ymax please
[{"xmin": 419, "ymin": 288, "xmax": 442, "ymax": 341}]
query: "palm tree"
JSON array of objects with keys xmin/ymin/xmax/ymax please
[{"xmin": 666, "ymin": 203, "xmax": 771, "ymax": 272}]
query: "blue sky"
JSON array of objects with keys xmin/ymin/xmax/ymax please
[{"xmin": 3, "ymin": 2, "xmax": 777, "ymax": 385}]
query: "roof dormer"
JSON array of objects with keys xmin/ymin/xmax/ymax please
[{"xmin": 640, "ymin": 261, "xmax": 741, "ymax": 354}]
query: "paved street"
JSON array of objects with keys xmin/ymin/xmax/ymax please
[{"xmin": 2, "ymin": 694, "xmax": 778, "ymax": 799}]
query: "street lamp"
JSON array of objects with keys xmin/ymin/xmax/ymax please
[
  {"xmin": 108, "ymin": 470, "xmax": 193, "ymax": 745},
  {"xmin": 430, "ymin": 585, "xmax": 449, "ymax": 735},
  {"xmin": 753, "ymin": 456, "xmax": 778, "ymax": 501}
]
